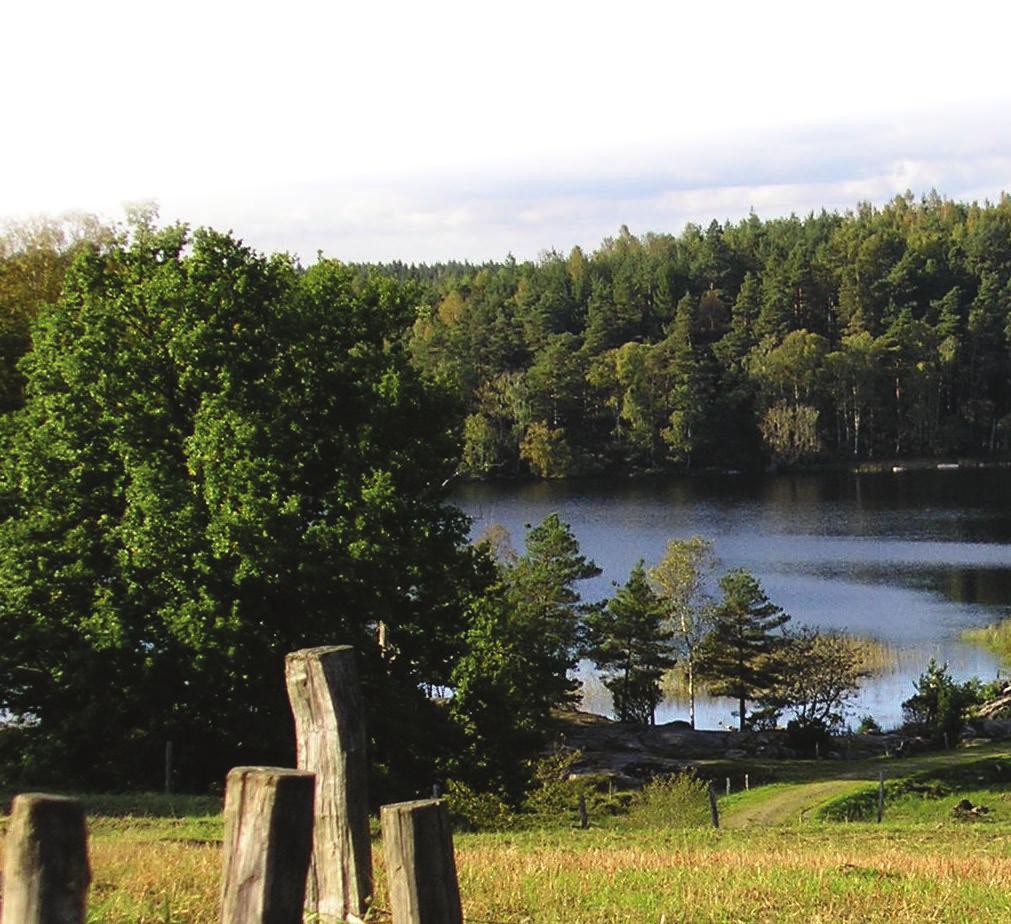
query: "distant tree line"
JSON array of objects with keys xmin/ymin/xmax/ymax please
[
  {"xmin": 399, "ymin": 192, "xmax": 1011, "ymax": 475},
  {"xmin": 0, "ymin": 195, "xmax": 1003, "ymax": 801}
]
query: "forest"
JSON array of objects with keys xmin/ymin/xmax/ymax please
[
  {"xmin": 1, "ymin": 194, "xmax": 1010, "ymax": 802},
  {"xmin": 392, "ymin": 191, "xmax": 1011, "ymax": 476}
]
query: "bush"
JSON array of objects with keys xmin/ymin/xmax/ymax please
[
  {"xmin": 902, "ymin": 660, "xmax": 979, "ymax": 745},
  {"xmin": 627, "ymin": 772, "xmax": 711, "ymax": 829},
  {"xmin": 856, "ymin": 714, "xmax": 882, "ymax": 735},
  {"xmin": 444, "ymin": 779, "xmax": 515, "ymax": 832},
  {"xmin": 785, "ymin": 718, "xmax": 832, "ymax": 756}
]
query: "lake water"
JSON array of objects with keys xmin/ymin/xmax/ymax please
[{"xmin": 452, "ymin": 468, "xmax": 1011, "ymax": 730}]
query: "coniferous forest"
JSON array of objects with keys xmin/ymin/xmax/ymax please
[{"xmin": 396, "ymin": 192, "xmax": 1011, "ymax": 476}]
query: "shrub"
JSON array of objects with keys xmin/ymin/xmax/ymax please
[
  {"xmin": 856, "ymin": 714, "xmax": 882, "ymax": 735},
  {"xmin": 785, "ymin": 718, "xmax": 833, "ymax": 756},
  {"xmin": 627, "ymin": 772, "xmax": 711, "ymax": 829},
  {"xmin": 444, "ymin": 779, "xmax": 515, "ymax": 832}
]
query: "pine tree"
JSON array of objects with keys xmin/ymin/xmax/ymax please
[
  {"xmin": 696, "ymin": 570, "xmax": 790, "ymax": 730},
  {"xmin": 586, "ymin": 561, "xmax": 676, "ymax": 724}
]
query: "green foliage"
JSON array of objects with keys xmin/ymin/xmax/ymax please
[
  {"xmin": 0, "ymin": 221, "xmax": 484, "ymax": 791},
  {"xmin": 760, "ymin": 626, "xmax": 867, "ymax": 730},
  {"xmin": 626, "ymin": 771, "xmax": 712, "ymax": 829},
  {"xmin": 401, "ymin": 193, "xmax": 1011, "ymax": 475},
  {"xmin": 519, "ymin": 420, "xmax": 572, "ymax": 478},
  {"xmin": 649, "ymin": 536, "xmax": 717, "ymax": 729},
  {"xmin": 696, "ymin": 569, "xmax": 790, "ymax": 731},
  {"xmin": 449, "ymin": 514, "xmax": 599, "ymax": 796},
  {"xmin": 444, "ymin": 779, "xmax": 516, "ymax": 832},
  {"xmin": 585, "ymin": 560, "xmax": 676, "ymax": 724},
  {"xmin": 901, "ymin": 659, "xmax": 978, "ymax": 744}
]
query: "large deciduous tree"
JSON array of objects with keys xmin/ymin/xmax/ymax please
[{"xmin": 0, "ymin": 218, "xmax": 481, "ymax": 791}]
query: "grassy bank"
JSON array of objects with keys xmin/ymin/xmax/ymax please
[{"xmin": 5, "ymin": 746, "xmax": 1011, "ymax": 922}]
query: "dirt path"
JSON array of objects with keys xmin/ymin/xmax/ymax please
[{"xmin": 723, "ymin": 780, "xmax": 866, "ymax": 827}]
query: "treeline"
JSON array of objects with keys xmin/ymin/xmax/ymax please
[{"xmin": 395, "ymin": 192, "xmax": 1011, "ymax": 475}]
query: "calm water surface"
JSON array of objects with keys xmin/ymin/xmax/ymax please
[{"xmin": 453, "ymin": 469, "xmax": 1011, "ymax": 730}]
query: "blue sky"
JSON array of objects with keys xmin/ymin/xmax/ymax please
[{"xmin": 5, "ymin": 0, "xmax": 1011, "ymax": 262}]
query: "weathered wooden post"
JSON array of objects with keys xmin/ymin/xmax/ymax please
[
  {"xmin": 745, "ymin": 773, "xmax": 750, "ymax": 791},
  {"xmin": 165, "ymin": 740, "xmax": 174, "ymax": 795},
  {"xmin": 285, "ymin": 646, "xmax": 372, "ymax": 922},
  {"xmin": 1, "ymin": 793, "xmax": 90, "ymax": 924},
  {"xmin": 708, "ymin": 785, "xmax": 720, "ymax": 829},
  {"xmin": 725, "ymin": 777, "xmax": 731, "ymax": 796},
  {"xmin": 380, "ymin": 799, "xmax": 463, "ymax": 924},
  {"xmin": 877, "ymin": 771, "xmax": 885, "ymax": 823},
  {"xmin": 220, "ymin": 767, "xmax": 315, "ymax": 924},
  {"xmin": 577, "ymin": 794, "xmax": 589, "ymax": 829}
]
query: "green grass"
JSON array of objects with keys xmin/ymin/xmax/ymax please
[
  {"xmin": 6, "ymin": 745, "xmax": 1011, "ymax": 922},
  {"xmin": 963, "ymin": 617, "xmax": 1011, "ymax": 663}
]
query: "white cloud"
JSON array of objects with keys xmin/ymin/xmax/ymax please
[{"xmin": 4, "ymin": 1, "xmax": 1011, "ymax": 260}]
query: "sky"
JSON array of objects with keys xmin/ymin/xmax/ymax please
[{"xmin": 5, "ymin": 0, "xmax": 1011, "ymax": 263}]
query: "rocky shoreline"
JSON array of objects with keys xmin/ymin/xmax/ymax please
[{"xmin": 552, "ymin": 711, "xmax": 1011, "ymax": 786}]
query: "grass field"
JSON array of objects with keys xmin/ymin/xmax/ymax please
[{"xmin": 4, "ymin": 744, "xmax": 1011, "ymax": 922}]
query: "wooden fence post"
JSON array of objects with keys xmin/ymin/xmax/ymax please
[
  {"xmin": 285, "ymin": 646, "xmax": 372, "ymax": 922},
  {"xmin": 577, "ymin": 794, "xmax": 589, "ymax": 829},
  {"xmin": 1, "ymin": 793, "xmax": 90, "ymax": 924},
  {"xmin": 380, "ymin": 799, "xmax": 463, "ymax": 924},
  {"xmin": 708, "ymin": 786, "xmax": 720, "ymax": 829},
  {"xmin": 220, "ymin": 767, "xmax": 315, "ymax": 924},
  {"xmin": 725, "ymin": 777, "xmax": 731, "ymax": 796},
  {"xmin": 745, "ymin": 773, "xmax": 750, "ymax": 791},
  {"xmin": 165, "ymin": 740, "xmax": 174, "ymax": 795}
]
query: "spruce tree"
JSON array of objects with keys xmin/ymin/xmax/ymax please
[
  {"xmin": 696, "ymin": 569, "xmax": 790, "ymax": 730},
  {"xmin": 586, "ymin": 561, "xmax": 676, "ymax": 724}
]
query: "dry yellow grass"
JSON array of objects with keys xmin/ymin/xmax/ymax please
[
  {"xmin": 3, "ymin": 825, "xmax": 1002, "ymax": 923},
  {"xmin": 4, "ymin": 794, "xmax": 1011, "ymax": 922}
]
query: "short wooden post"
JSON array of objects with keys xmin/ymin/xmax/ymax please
[
  {"xmin": 877, "ymin": 771, "xmax": 885, "ymax": 823},
  {"xmin": 381, "ymin": 799, "xmax": 463, "ymax": 924},
  {"xmin": 165, "ymin": 740, "xmax": 174, "ymax": 795},
  {"xmin": 285, "ymin": 646, "xmax": 372, "ymax": 922},
  {"xmin": 220, "ymin": 767, "xmax": 315, "ymax": 924},
  {"xmin": 745, "ymin": 773, "xmax": 750, "ymax": 791},
  {"xmin": 725, "ymin": 777, "xmax": 731, "ymax": 796},
  {"xmin": 708, "ymin": 786, "xmax": 720, "ymax": 829},
  {"xmin": 577, "ymin": 794, "xmax": 589, "ymax": 829},
  {"xmin": 1, "ymin": 793, "xmax": 90, "ymax": 924}
]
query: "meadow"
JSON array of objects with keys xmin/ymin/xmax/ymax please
[{"xmin": 4, "ymin": 744, "xmax": 1011, "ymax": 923}]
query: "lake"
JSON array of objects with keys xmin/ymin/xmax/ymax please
[{"xmin": 452, "ymin": 468, "xmax": 1011, "ymax": 730}]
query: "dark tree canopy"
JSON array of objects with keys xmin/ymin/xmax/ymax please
[{"xmin": 0, "ymin": 219, "xmax": 484, "ymax": 791}]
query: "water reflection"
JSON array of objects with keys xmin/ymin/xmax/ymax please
[{"xmin": 454, "ymin": 469, "xmax": 1011, "ymax": 729}]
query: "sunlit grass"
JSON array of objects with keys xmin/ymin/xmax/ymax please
[
  {"xmin": 6, "ymin": 752, "xmax": 1011, "ymax": 923},
  {"xmin": 963, "ymin": 617, "xmax": 1011, "ymax": 663}
]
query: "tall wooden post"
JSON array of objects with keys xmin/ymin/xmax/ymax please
[
  {"xmin": 220, "ymin": 767, "xmax": 315, "ymax": 924},
  {"xmin": 708, "ymin": 786, "xmax": 720, "ymax": 829},
  {"xmin": 380, "ymin": 799, "xmax": 462, "ymax": 924},
  {"xmin": 285, "ymin": 646, "xmax": 372, "ymax": 922},
  {"xmin": 1, "ymin": 794, "xmax": 90, "ymax": 924}
]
